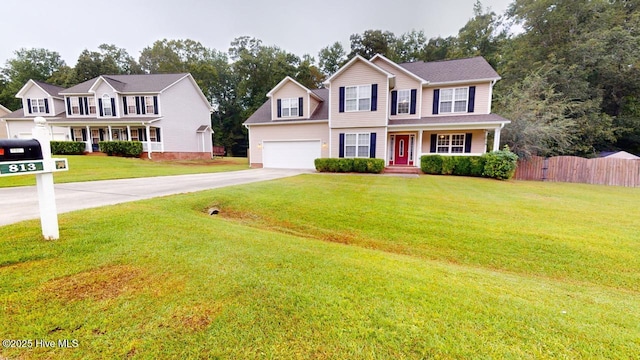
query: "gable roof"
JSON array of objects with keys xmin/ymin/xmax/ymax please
[
  {"xmin": 244, "ymin": 88, "xmax": 329, "ymax": 125},
  {"xmin": 323, "ymin": 55, "xmax": 394, "ymax": 85},
  {"xmin": 399, "ymin": 56, "xmax": 500, "ymax": 84},
  {"xmin": 0, "ymin": 104, "xmax": 10, "ymax": 114},
  {"xmin": 267, "ymin": 76, "xmax": 323, "ymax": 101},
  {"xmin": 61, "ymin": 73, "xmax": 190, "ymax": 94},
  {"xmin": 370, "ymin": 54, "xmax": 428, "ymax": 85},
  {"xmin": 16, "ymin": 79, "xmax": 65, "ymax": 99}
]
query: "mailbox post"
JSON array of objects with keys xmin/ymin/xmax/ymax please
[
  {"xmin": 33, "ymin": 117, "xmax": 59, "ymax": 240},
  {"xmin": 0, "ymin": 117, "xmax": 68, "ymax": 240}
]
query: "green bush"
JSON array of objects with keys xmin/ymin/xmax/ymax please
[
  {"xmin": 482, "ymin": 146, "xmax": 519, "ymax": 180},
  {"xmin": 452, "ymin": 156, "xmax": 473, "ymax": 176},
  {"xmin": 441, "ymin": 156, "xmax": 457, "ymax": 175},
  {"xmin": 314, "ymin": 158, "xmax": 384, "ymax": 174},
  {"xmin": 99, "ymin": 141, "xmax": 143, "ymax": 157},
  {"xmin": 352, "ymin": 158, "xmax": 385, "ymax": 174},
  {"xmin": 469, "ymin": 156, "xmax": 486, "ymax": 177},
  {"xmin": 420, "ymin": 155, "xmax": 443, "ymax": 174},
  {"xmin": 50, "ymin": 141, "xmax": 86, "ymax": 155}
]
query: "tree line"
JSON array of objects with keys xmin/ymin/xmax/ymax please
[{"xmin": 1, "ymin": 0, "xmax": 638, "ymax": 157}]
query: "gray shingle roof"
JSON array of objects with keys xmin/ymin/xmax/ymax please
[
  {"xmin": 388, "ymin": 113, "xmax": 509, "ymax": 126},
  {"xmin": 33, "ymin": 81, "xmax": 65, "ymax": 97},
  {"xmin": 61, "ymin": 73, "xmax": 189, "ymax": 94},
  {"xmin": 399, "ymin": 56, "xmax": 500, "ymax": 84},
  {"xmin": 244, "ymin": 88, "xmax": 329, "ymax": 125}
]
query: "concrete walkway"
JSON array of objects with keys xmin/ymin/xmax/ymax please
[{"xmin": 0, "ymin": 169, "xmax": 306, "ymax": 226}]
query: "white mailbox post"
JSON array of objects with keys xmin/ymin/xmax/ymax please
[{"xmin": 0, "ymin": 117, "xmax": 68, "ymax": 240}]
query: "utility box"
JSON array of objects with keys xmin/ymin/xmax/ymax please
[{"xmin": 0, "ymin": 139, "xmax": 43, "ymax": 161}]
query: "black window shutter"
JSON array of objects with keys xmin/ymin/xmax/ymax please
[
  {"xmin": 140, "ymin": 128, "xmax": 146, "ymax": 141},
  {"xmin": 27, "ymin": 99, "xmax": 32, "ymax": 114},
  {"xmin": 44, "ymin": 99, "xmax": 49, "ymax": 114},
  {"xmin": 69, "ymin": 128, "xmax": 73, "ymax": 139},
  {"xmin": 153, "ymin": 96, "xmax": 159, "ymax": 114},
  {"xmin": 79, "ymin": 97, "xmax": 84, "ymax": 115},
  {"xmin": 465, "ymin": 133, "xmax": 473, "ymax": 153},
  {"xmin": 390, "ymin": 91, "xmax": 397, "ymax": 115},
  {"xmin": 369, "ymin": 133, "xmax": 376, "ymax": 158},
  {"xmin": 156, "ymin": 128, "xmax": 161, "ymax": 142},
  {"xmin": 339, "ymin": 87, "xmax": 345, "ymax": 113},
  {"xmin": 111, "ymin": 98, "xmax": 116, "ymax": 116},
  {"xmin": 98, "ymin": 98, "xmax": 104, "ymax": 116},
  {"xmin": 81, "ymin": 128, "xmax": 87, "ymax": 141},
  {"xmin": 430, "ymin": 134, "xmax": 437, "ymax": 153},
  {"xmin": 84, "ymin": 97, "xmax": 89, "ymax": 114},
  {"xmin": 140, "ymin": 97, "xmax": 146, "ymax": 115},
  {"xmin": 277, "ymin": 99, "xmax": 282, "ymax": 118},
  {"xmin": 99, "ymin": 128, "xmax": 104, "ymax": 141},
  {"xmin": 298, "ymin": 97, "xmax": 303, "ymax": 117},
  {"xmin": 371, "ymin": 84, "xmax": 378, "ymax": 111},
  {"xmin": 339, "ymin": 133, "xmax": 345, "ymax": 158},
  {"xmin": 135, "ymin": 96, "xmax": 141, "ymax": 114},
  {"xmin": 123, "ymin": 97, "xmax": 128, "ymax": 115},
  {"xmin": 432, "ymin": 89, "xmax": 440, "ymax": 114},
  {"xmin": 66, "ymin": 97, "xmax": 71, "ymax": 115},
  {"xmin": 468, "ymin": 86, "xmax": 476, "ymax": 113},
  {"xmin": 410, "ymin": 89, "xmax": 417, "ymax": 114}
]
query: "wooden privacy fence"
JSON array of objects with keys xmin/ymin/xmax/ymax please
[{"xmin": 514, "ymin": 156, "xmax": 640, "ymax": 187}]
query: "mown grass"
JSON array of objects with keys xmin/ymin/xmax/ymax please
[
  {"xmin": 0, "ymin": 156, "xmax": 248, "ymax": 188},
  {"xmin": 0, "ymin": 175, "xmax": 639, "ymax": 359}
]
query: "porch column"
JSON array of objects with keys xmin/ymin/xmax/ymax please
[
  {"xmin": 417, "ymin": 131, "xmax": 423, "ymax": 161},
  {"xmin": 493, "ymin": 125, "xmax": 503, "ymax": 152},
  {"xmin": 126, "ymin": 126, "xmax": 131, "ymax": 141},
  {"xmin": 108, "ymin": 125, "xmax": 113, "ymax": 141},
  {"xmin": 145, "ymin": 125, "xmax": 152, "ymax": 159},
  {"xmin": 85, "ymin": 125, "xmax": 92, "ymax": 152}
]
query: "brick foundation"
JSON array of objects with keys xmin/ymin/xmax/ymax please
[
  {"xmin": 140, "ymin": 152, "xmax": 212, "ymax": 160},
  {"xmin": 250, "ymin": 163, "xmax": 264, "ymax": 168}
]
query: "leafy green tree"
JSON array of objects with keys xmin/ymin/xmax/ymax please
[
  {"xmin": 451, "ymin": 1, "xmax": 507, "ymax": 68},
  {"xmin": 318, "ymin": 42, "xmax": 346, "ymax": 76},
  {"xmin": 348, "ymin": 30, "xmax": 397, "ymax": 59},
  {"xmin": 0, "ymin": 48, "xmax": 66, "ymax": 110},
  {"xmin": 393, "ymin": 30, "xmax": 428, "ymax": 63}
]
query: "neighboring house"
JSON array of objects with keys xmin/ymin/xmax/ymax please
[
  {"xmin": 0, "ymin": 104, "xmax": 10, "ymax": 139},
  {"xmin": 1, "ymin": 74, "xmax": 213, "ymax": 159},
  {"xmin": 600, "ymin": 151, "xmax": 640, "ymax": 160},
  {"xmin": 244, "ymin": 54, "xmax": 510, "ymax": 169}
]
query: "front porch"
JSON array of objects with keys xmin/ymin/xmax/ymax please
[{"xmin": 68, "ymin": 124, "xmax": 163, "ymax": 154}]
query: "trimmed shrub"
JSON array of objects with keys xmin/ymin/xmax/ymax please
[
  {"xmin": 452, "ymin": 156, "xmax": 473, "ymax": 176},
  {"xmin": 99, "ymin": 141, "xmax": 143, "ymax": 157},
  {"xmin": 469, "ymin": 156, "xmax": 486, "ymax": 177},
  {"xmin": 352, "ymin": 158, "xmax": 385, "ymax": 174},
  {"xmin": 420, "ymin": 155, "xmax": 443, "ymax": 174},
  {"xmin": 441, "ymin": 156, "xmax": 457, "ymax": 175},
  {"xmin": 482, "ymin": 147, "xmax": 519, "ymax": 180},
  {"xmin": 51, "ymin": 141, "xmax": 86, "ymax": 155},
  {"xmin": 314, "ymin": 158, "xmax": 384, "ymax": 174}
]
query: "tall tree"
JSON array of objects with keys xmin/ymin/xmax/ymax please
[
  {"xmin": 0, "ymin": 48, "xmax": 65, "ymax": 110},
  {"xmin": 348, "ymin": 30, "xmax": 397, "ymax": 59},
  {"xmin": 451, "ymin": 0, "xmax": 506, "ymax": 68},
  {"xmin": 318, "ymin": 42, "xmax": 346, "ymax": 76}
]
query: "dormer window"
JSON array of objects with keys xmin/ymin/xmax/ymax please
[
  {"xmin": 102, "ymin": 95, "xmax": 112, "ymax": 116},
  {"xmin": 281, "ymin": 98, "xmax": 299, "ymax": 117},
  {"xmin": 29, "ymin": 98, "xmax": 47, "ymax": 114}
]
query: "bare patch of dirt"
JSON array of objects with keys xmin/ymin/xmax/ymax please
[
  {"xmin": 165, "ymin": 303, "xmax": 224, "ymax": 332},
  {"xmin": 41, "ymin": 265, "xmax": 147, "ymax": 302}
]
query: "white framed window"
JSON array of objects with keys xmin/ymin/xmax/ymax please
[
  {"xmin": 88, "ymin": 97, "xmax": 96, "ymax": 115},
  {"xmin": 73, "ymin": 128, "xmax": 84, "ymax": 142},
  {"xmin": 131, "ymin": 129, "xmax": 139, "ymax": 141},
  {"xmin": 345, "ymin": 85, "xmax": 371, "ymax": 111},
  {"xmin": 436, "ymin": 134, "xmax": 465, "ymax": 154},
  {"xmin": 145, "ymin": 96, "xmax": 155, "ymax": 114},
  {"xmin": 150, "ymin": 128, "xmax": 160, "ymax": 142},
  {"xmin": 439, "ymin": 88, "xmax": 468, "ymax": 113},
  {"xmin": 70, "ymin": 97, "xmax": 80, "ymax": 115},
  {"xmin": 280, "ymin": 98, "xmax": 299, "ymax": 117},
  {"xmin": 91, "ymin": 129, "xmax": 100, "ymax": 144},
  {"xmin": 31, "ymin": 99, "xmax": 46, "ymax": 114},
  {"xmin": 127, "ymin": 96, "xmax": 137, "ymax": 114},
  {"xmin": 102, "ymin": 95, "xmax": 112, "ymax": 116},
  {"xmin": 345, "ymin": 133, "xmax": 370, "ymax": 158},
  {"xmin": 397, "ymin": 90, "xmax": 411, "ymax": 114}
]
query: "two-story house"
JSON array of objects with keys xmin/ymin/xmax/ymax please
[
  {"xmin": 244, "ymin": 54, "xmax": 510, "ymax": 169},
  {"xmin": 1, "ymin": 73, "xmax": 213, "ymax": 159},
  {"xmin": 0, "ymin": 104, "xmax": 11, "ymax": 139}
]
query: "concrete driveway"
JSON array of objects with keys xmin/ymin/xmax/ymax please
[{"xmin": 0, "ymin": 168, "xmax": 306, "ymax": 226}]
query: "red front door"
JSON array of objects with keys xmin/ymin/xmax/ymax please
[{"xmin": 394, "ymin": 135, "xmax": 410, "ymax": 165}]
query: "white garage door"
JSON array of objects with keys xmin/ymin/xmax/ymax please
[{"xmin": 263, "ymin": 140, "xmax": 321, "ymax": 169}]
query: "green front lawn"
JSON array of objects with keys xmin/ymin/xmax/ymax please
[
  {"xmin": 1, "ymin": 175, "xmax": 638, "ymax": 359},
  {"xmin": 0, "ymin": 156, "xmax": 249, "ymax": 187}
]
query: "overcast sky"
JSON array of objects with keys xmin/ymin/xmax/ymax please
[{"xmin": 1, "ymin": 0, "xmax": 513, "ymax": 67}]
